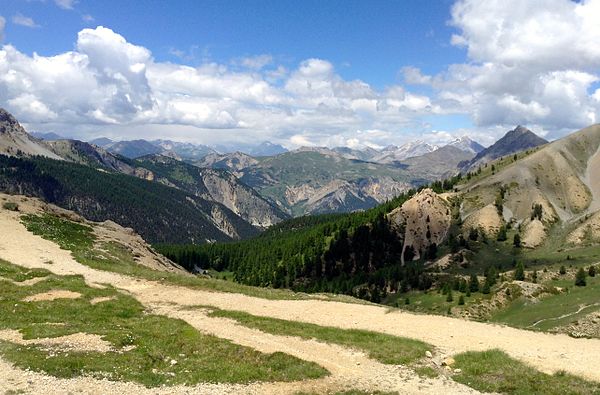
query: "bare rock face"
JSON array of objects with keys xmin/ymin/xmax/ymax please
[
  {"xmin": 0, "ymin": 108, "xmax": 62, "ymax": 159},
  {"xmin": 462, "ymin": 204, "xmax": 503, "ymax": 237},
  {"xmin": 200, "ymin": 169, "xmax": 284, "ymax": 228},
  {"xmin": 387, "ymin": 188, "xmax": 451, "ymax": 263}
]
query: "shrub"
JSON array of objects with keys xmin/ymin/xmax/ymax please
[
  {"xmin": 559, "ymin": 265, "xmax": 567, "ymax": 275},
  {"xmin": 496, "ymin": 226, "xmax": 507, "ymax": 241},
  {"xmin": 531, "ymin": 203, "xmax": 543, "ymax": 221},
  {"xmin": 575, "ymin": 268, "xmax": 587, "ymax": 287},
  {"xmin": 2, "ymin": 202, "xmax": 18, "ymax": 211},
  {"xmin": 469, "ymin": 227, "xmax": 479, "ymax": 241},
  {"xmin": 589, "ymin": 266, "xmax": 596, "ymax": 277},
  {"xmin": 458, "ymin": 295, "xmax": 465, "ymax": 305},
  {"xmin": 446, "ymin": 290, "xmax": 454, "ymax": 303}
]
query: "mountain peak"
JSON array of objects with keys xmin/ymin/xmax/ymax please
[
  {"xmin": 510, "ymin": 125, "xmax": 532, "ymax": 135},
  {"xmin": 462, "ymin": 126, "xmax": 547, "ymax": 171},
  {"xmin": 0, "ymin": 108, "xmax": 19, "ymax": 130}
]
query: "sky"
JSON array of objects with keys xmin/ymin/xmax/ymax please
[{"xmin": 1, "ymin": 0, "xmax": 600, "ymax": 149}]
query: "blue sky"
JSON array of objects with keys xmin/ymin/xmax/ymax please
[
  {"xmin": 2, "ymin": 1, "xmax": 461, "ymax": 87},
  {"xmin": 1, "ymin": 0, "xmax": 599, "ymax": 148}
]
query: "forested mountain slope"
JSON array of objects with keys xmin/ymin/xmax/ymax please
[{"xmin": 0, "ymin": 154, "xmax": 258, "ymax": 243}]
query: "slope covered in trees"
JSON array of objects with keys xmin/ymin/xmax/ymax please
[
  {"xmin": 157, "ymin": 175, "xmax": 464, "ymax": 301},
  {"xmin": 0, "ymin": 154, "xmax": 258, "ymax": 243}
]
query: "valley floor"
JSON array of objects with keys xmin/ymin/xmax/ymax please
[{"xmin": 1, "ymin": 208, "xmax": 600, "ymax": 394}]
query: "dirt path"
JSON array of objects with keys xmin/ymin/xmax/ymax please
[
  {"xmin": 530, "ymin": 303, "xmax": 600, "ymax": 328},
  {"xmin": 1, "ymin": 209, "xmax": 600, "ymax": 393}
]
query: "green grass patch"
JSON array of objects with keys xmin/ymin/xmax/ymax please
[
  {"xmin": 20, "ymin": 213, "xmax": 366, "ymax": 304},
  {"xmin": 207, "ymin": 308, "xmax": 431, "ymax": 365},
  {"xmin": 414, "ymin": 366, "xmax": 438, "ymax": 378},
  {"xmin": 452, "ymin": 349, "xmax": 600, "ymax": 394},
  {"xmin": 0, "ymin": 259, "xmax": 327, "ymax": 387},
  {"xmin": 385, "ymin": 288, "xmax": 491, "ymax": 316},
  {"xmin": 490, "ymin": 275, "xmax": 600, "ymax": 331}
]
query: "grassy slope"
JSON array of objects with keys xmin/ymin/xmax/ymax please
[
  {"xmin": 453, "ymin": 349, "xmax": 600, "ymax": 395},
  {"xmin": 490, "ymin": 274, "xmax": 600, "ymax": 330},
  {"xmin": 0, "ymin": 260, "xmax": 327, "ymax": 387},
  {"xmin": 20, "ymin": 213, "xmax": 366, "ymax": 303},
  {"xmin": 207, "ymin": 308, "xmax": 432, "ymax": 365}
]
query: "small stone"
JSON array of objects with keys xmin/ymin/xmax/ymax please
[
  {"xmin": 442, "ymin": 357, "xmax": 455, "ymax": 366},
  {"xmin": 425, "ymin": 351, "xmax": 433, "ymax": 358},
  {"xmin": 454, "ymin": 368, "xmax": 462, "ymax": 373},
  {"xmin": 170, "ymin": 359, "xmax": 178, "ymax": 365}
]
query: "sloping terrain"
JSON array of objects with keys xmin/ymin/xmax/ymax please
[
  {"xmin": 461, "ymin": 125, "xmax": 548, "ymax": 171},
  {"xmin": 401, "ymin": 146, "xmax": 475, "ymax": 180},
  {"xmin": 373, "ymin": 140, "xmax": 439, "ymax": 163},
  {"xmin": 0, "ymin": 109, "xmax": 62, "ymax": 159},
  {"xmin": 0, "ymin": 109, "xmax": 287, "ymax": 241},
  {"xmin": 135, "ymin": 155, "xmax": 287, "ymax": 228},
  {"xmin": 388, "ymin": 189, "xmax": 452, "ymax": 262},
  {"xmin": 237, "ymin": 149, "xmax": 413, "ymax": 216},
  {"xmin": 0, "ymin": 200, "xmax": 599, "ymax": 395},
  {"xmin": 0, "ymin": 155, "xmax": 258, "ymax": 243},
  {"xmin": 461, "ymin": 124, "xmax": 600, "ymax": 243}
]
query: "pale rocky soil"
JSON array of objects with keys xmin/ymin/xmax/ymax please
[
  {"xmin": 462, "ymin": 204, "xmax": 503, "ymax": 237},
  {"xmin": 22, "ymin": 289, "xmax": 82, "ymax": 302},
  {"xmin": 556, "ymin": 310, "xmax": 600, "ymax": 339},
  {"xmin": 521, "ymin": 218, "xmax": 547, "ymax": 248},
  {"xmin": 568, "ymin": 210, "xmax": 600, "ymax": 245},
  {"xmin": 0, "ymin": 329, "xmax": 113, "ymax": 353},
  {"xmin": 388, "ymin": 188, "xmax": 451, "ymax": 262},
  {"xmin": 90, "ymin": 296, "xmax": 115, "ymax": 305},
  {"xmin": 1, "ymin": 198, "xmax": 600, "ymax": 393}
]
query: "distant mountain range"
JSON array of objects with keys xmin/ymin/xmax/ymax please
[
  {"xmin": 1, "ymin": 107, "xmax": 552, "ymax": 238},
  {"xmin": 89, "ymin": 137, "xmax": 288, "ymax": 159},
  {"xmin": 0, "ymin": 109, "xmax": 287, "ymax": 243}
]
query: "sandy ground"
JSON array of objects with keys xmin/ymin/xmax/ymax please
[
  {"xmin": 22, "ymin": 290, "xmax": 82, "ymax": 302},
  {"xmin": 1, "ymin": 206, "xmax": 600, "ymax": 393},
  {"xmin": 0, "ymin": 329, "xmax": 113, "ymax": 353}
]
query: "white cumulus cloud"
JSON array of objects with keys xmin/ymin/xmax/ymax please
[
  {"xmin": 12, "ymin": 13, "xmax": 40, "ymax": 28},
  {"xmin": 419, "ymin": 0, "xmax": 600, "ymax": 140},
  {"xmin": 0, "ymin": 26, "xmax": 438, "ymax": 147}
]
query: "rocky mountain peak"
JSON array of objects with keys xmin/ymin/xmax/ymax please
[{"xmin": 0, "ymin": 108, "xmax": 19, "ymax": 130}]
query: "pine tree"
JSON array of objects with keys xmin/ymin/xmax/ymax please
[
  {"xmin": 589, "ymin": 266, "xmax": 596, "ymax": 277},
  {"xmin": 532, "ymin": 270, "xmax": 538, "ymax": 284},
  {"xmin": 482, "ymin": 281, "xmax": 491, "ymax": 294},
  {"xmin": 458, "ymin": 295, "xmax": 465, "ymax": 305},
  {"xmin": 468, "ymin": 274, "xmax": 480, "ymax": 293},
  {"xmin": 446, "ymin": 290, "xmax": 454, "ymax": 302},
  {"xmin": 513, "ymin": 233, "xmax": 522, "ymax": 248},
  {"xmin": 514, "ymin": 261, "xmax": 525, "ymax": 281},
  {"xmin": 575, "ymin": 268, "xmax": 587, "ymax": 287}
]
